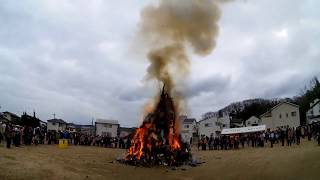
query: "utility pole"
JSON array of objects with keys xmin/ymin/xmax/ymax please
[{"xmin": 52, "ymin": 113, "xmax": 56, "ymax": 120}]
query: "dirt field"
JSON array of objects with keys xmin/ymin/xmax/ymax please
[{"xmin": 0, "ymin": 140, "xmax": 319, "ymax": 180}]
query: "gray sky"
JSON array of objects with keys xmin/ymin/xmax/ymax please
[{"xmin": 0, "ymin": 0, "xmax": 319, "ymax": 127}]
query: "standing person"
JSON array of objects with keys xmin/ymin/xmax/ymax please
[
  {"xmin": 197, "ymin": 138, "xmax": 201, "ymax": 150},
  {"xmin": 292, "ymin": 127, "xmax": 296, "ymax": 144},
  {"xmin": 209, "ymin": 136, "xmax": 213, "ymax": 150},
  {"xmin": 307, "ymin": 126, "xmax": 312, "ymax": 141},
  {"xmin": 240, "ymin": 135, "xmax": 245, "ymax": 148},
  {"xmin": 0, "ymin": 131, "xmax": 2, "ymax": 144},
  {"xmin": 317, "ymin": 129, "xmax": 320, "ymax": 146},
  {"xmin": 5, "ymin": 123, "xmax": 13, "ymax": 148},
  {"xmin": 270, "ymin": 131, "xmax": 274, "ymax": 148},
  {"xmin": 286, "ymin": 128, "xmax": 290, "ymax": 146},
  {"xmin": 296, "ymin": 127, "xmax": 301, "ymax": 145},
  {"xmin": 288, "ymin": 128, "xmax": 293, "ymax": 146},
  {"xmin": 13, "ymin": 128, "xmax": 21, "ymax": 147},
  {"xmin": 260, "ymin": 132, "xmax": 265, "ymax": 147},
  {"xmin": 280, "ymin": 129, "xmax": 285, "ymax": 146}
]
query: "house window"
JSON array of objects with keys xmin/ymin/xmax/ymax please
[
  {"xmin": 184, "ymin": 125, "xmax": 189, "ymax": 129},
  {"xmin": 205, "ymin": 123, "xmax": 212, "ymax": 127},
  {"xmin": 279, "ymin": 114, "xmax": 282, "ymax": 119},
  {"xmin": 286, "ymin": 113, "xmax": 288, "ymax": 118},
  {"xmin": 104, "ymin": 124, "xmax": 112, "ymax": 128},
  {"xmin": 291, "ymin": 111, "xmax": 297, "ymax": 117},
  {"xmin": 52, "ymin": 122, "xmax": 56, "ymax": 125}
]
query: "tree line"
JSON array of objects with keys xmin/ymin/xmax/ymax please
[{"xmin": 226, "ymin": 77, "xmax": 320, "ymax": 125}]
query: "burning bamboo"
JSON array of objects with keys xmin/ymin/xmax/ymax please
[{"xmin": 123, "ymin": 85, "xmax": 191, "ymax": 166}]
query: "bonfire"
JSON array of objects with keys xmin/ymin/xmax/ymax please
[
  {"xmin": 122, "ymin": 85, "xmax": 192, "ymax": 167},
  {"xmin": 119, "ymin": 0, "xmax": 222, "ymax": 167}
]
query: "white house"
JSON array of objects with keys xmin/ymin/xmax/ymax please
[
  {"xmin": 260, "ymin": 102, "xmax": 300, "ymax": 130},
  {"xmin": 95, "ymin": 119, "xmax": 119, "ymax": 137},
  {"xmin": 198, "ymin": 112, "xmax": 230, "ymax": 137},
  {"xmin": 245, "ymin": 116, "xmax": 261, "ymax": 127},
  {"xmin": 306, "ymin": 98, "xmax": 320, "ymax": 124},
  {"xmin": 47, "ymin": 119, "xmax": 67, "ymax": 131},
  {"xmin": 180, "ymin": 117, "xmax": 197, "ymax": 143}
]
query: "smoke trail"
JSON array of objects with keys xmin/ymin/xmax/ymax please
[{"xmin": 140, "ymin": 0, "xmax": 222, "ymax": 96}]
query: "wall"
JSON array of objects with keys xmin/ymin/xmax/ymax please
[
  {"xmin": 180, "ymin": 121, "xmax": 196, "ymax": 143},
  {"xmin": 262, "ymin": 103, "xmax": 300, "ymax": 130},
  {"xmin": 198, "ymin": 117, "xmax": 220, "ymax": 137},
  {"xmin": 307, "ymin": 100, "xmax": 320, "ymax": 124},
  {"xmin": 271, "ymin": 103, "xmax": 300, "ymax": 129},
  {"xmin": 96, "ymin": 123, "xmax": 119, "ymax": 137},
  {"xmin": 47, "ymin": 122, "xmax": 66, "ymax": 131}
]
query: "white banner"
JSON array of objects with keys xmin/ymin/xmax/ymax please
[{"xmin": 221, "ymin": 125, "xmax": 266, "ymax": 135}]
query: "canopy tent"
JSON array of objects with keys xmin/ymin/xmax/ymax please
[{"xmin": 221, "ymin": 125, "xmax": 266, "ymax": 135}]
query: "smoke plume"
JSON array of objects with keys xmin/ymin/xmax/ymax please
[{"xmin": 141, "ymin": 0, "xmax": 221, "ymax": 93}]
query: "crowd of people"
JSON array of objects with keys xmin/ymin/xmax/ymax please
[
  {"xmin": 197, "ymin": 123, "xmax": 320, "ymax": 151},
  {"xmin": 0, "ymin": 123, "xmax": 46, "ymax": 148},
  {"xmin": 46, "ymin": 130, "xmax": 132, "ymax": 149},
  {"xmin": 0, "ymin": 122, "xmax": 132, "ymax": 149},
  {"xmin": 1, "ymin": 122, "xmax": 320, "ymax": 151}
]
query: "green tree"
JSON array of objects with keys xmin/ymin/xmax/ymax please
[{"xmin": 294, "ymin": 77, "xmax": 320, "ymax": 125}]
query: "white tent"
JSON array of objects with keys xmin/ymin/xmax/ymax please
[{"xmin": 221, "ymin": 125, "xmax": 266, "ymax": 135}]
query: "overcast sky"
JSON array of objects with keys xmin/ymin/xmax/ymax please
[{"xmin": 0, "ymin": 0, "xmax": 319, "ymax": 127}]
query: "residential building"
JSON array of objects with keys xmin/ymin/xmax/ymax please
[
  {"xmin": 198, "ymin": 112, "xmax": 230, "ymax": 137},
  {"xmin": 2, "ymin": 111, "xmax": 20, "ymax": 123},
  {"xmin": 0, "ymin": 112, "xmax": 5, "ymax": 123},
  {"xmin": 260, "ymin": 102, "xmax": 300, "ymax": 130},
  {"xmin": 95, "ymin": 119, "xmax": 119, "ymax": 137},
  {"xmin": 306, "ymin": 98, "xmax": 320, "ymax": 124},
  {"xmin": 20, "ymin": 112, "xmax": 41, "ymax": 128},
  {"xmin": 66, "ymin": 123, "xmax": 78, "ymax": 133},
  {"xmin": 245, "ymin": 116, "xmax": 261, "ymax": 127},
  {"xmin": 230, "ymin": 118, "xmax": 244, "ymax": 128},
  {"xmin": 47, "ymin": 119, "xmax": 67, "ymax": 131},
  {"xmin": 119, "ymin": 127, "xmax": 136, "ymax": 138},
  {"xmin": 79, "ymin": 125, "xmax": 94, "ymax": 135},
  {"xmin": 180, "ymin": 117, "xmax": 197, "ymax": 143},
  {"xmin": 39, "ymin": 120, "xmax": 47, "ymax": 129}
]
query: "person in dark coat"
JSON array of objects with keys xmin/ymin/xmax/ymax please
[
  {"xmin": 0, "ymin": 131, "xmax": 3, "ymax": 144},
  {"xmin": 5, "ymin": 123, "xmax": 13, "ymax": 148},
  {"xmin": 296, "ymin": 127, "xmax": 301, "ymax": 145},
  {"xmin": 280, "ymin": 129, "xmax": 285, "ymax": 146},
  {"xmin": 13, "ymin": 128, "xmax": 21, "ymax": 147}
]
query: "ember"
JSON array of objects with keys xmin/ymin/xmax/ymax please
[{"xmin": 123, "ymin": 85, "xmax": 192, "ymax": 167}]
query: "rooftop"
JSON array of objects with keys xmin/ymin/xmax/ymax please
[
  {"xmin": 96, "ymin": 119, "xmax": 119, "ymax": 124},
  {"xmin": 47, "ymin": 119, "xmax": 67, "ymax": 124},
  {"xmin": 3, "ymin": 111, "xmax": 20, "ymax": 118},
  {"xmin": 260, "ymin": 101, "xmax": 299, "ymax": 118},
  {"xmin": 183, "ymin": 118, "xmax": 196, "ymax": 124}
]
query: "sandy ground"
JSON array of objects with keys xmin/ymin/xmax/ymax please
[{"xmin": 0, "ymin": 140, "xmax": 319, "ymax": 180}]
